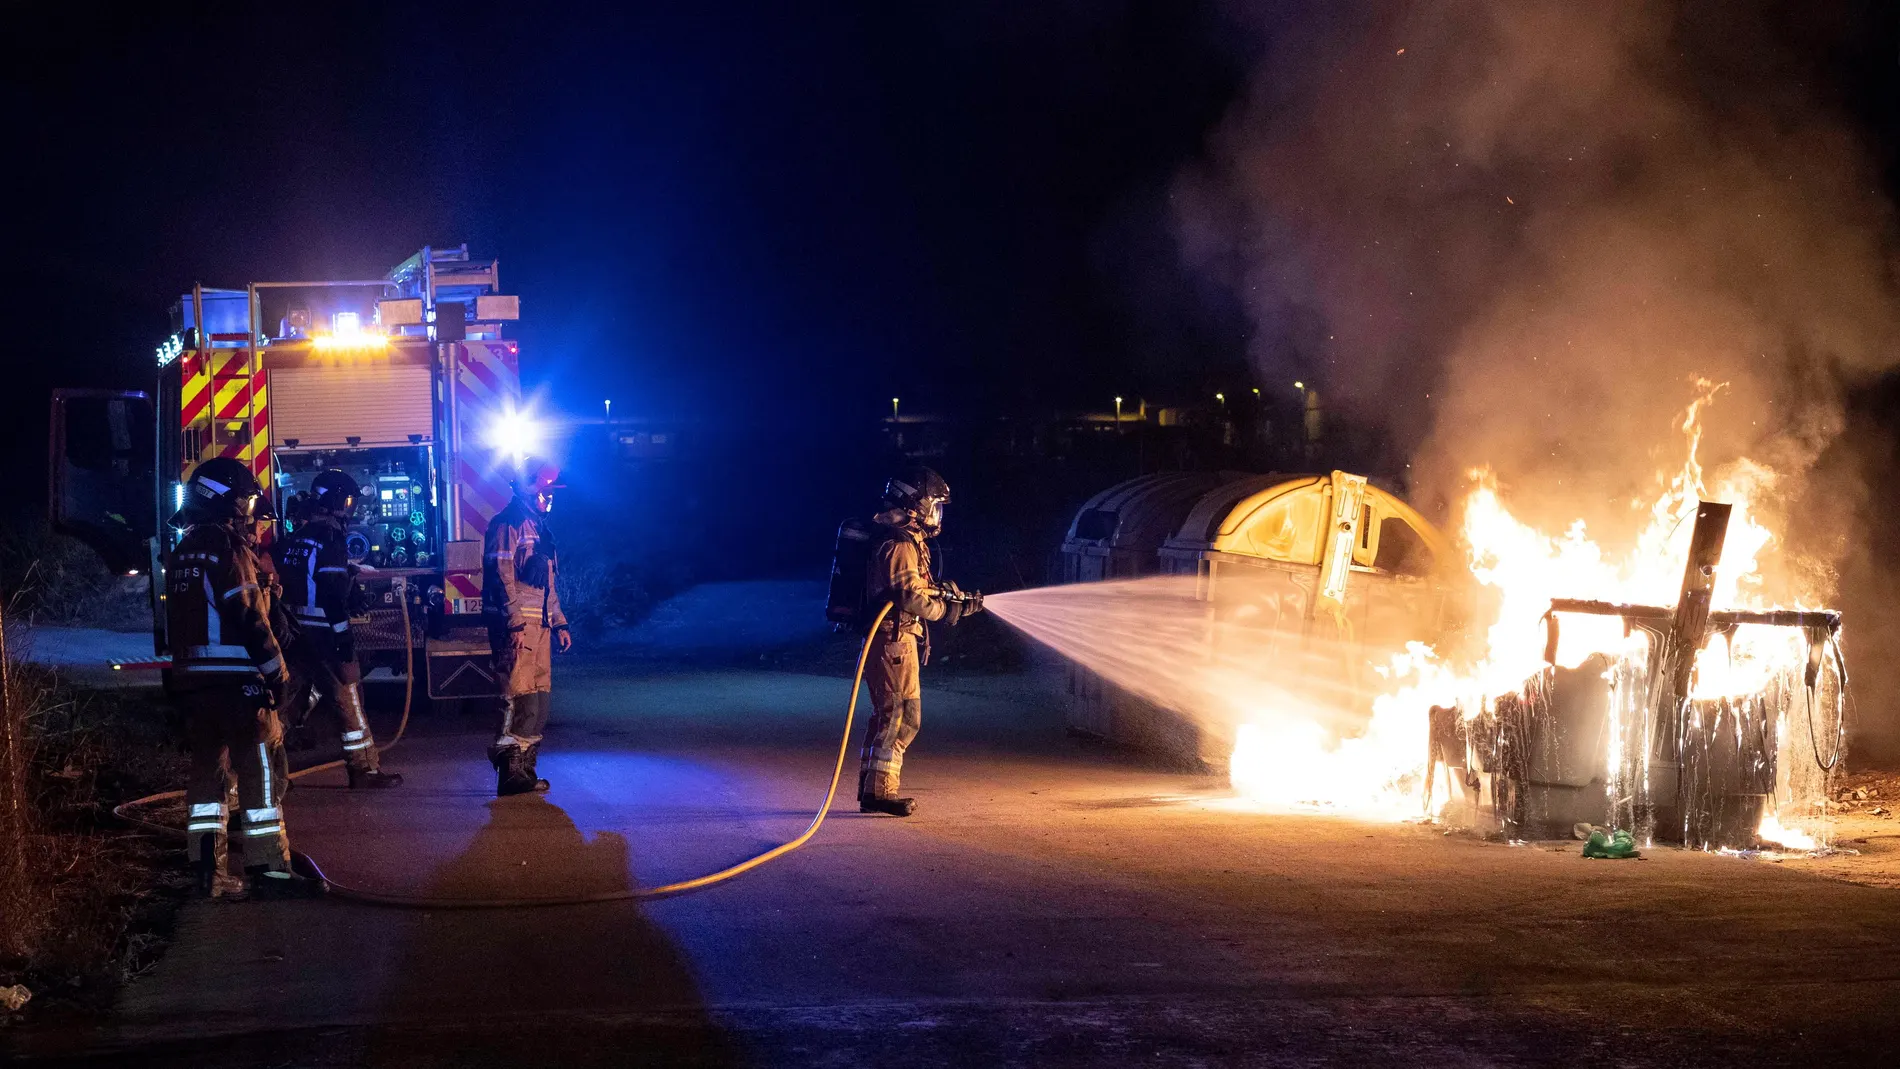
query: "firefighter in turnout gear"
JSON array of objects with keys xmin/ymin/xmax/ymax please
[
  {"xmin": 275, "ymin": 470, "xmax": 402, "ymax": 789},
  {"xmin": 858, "ymin": 466, "xmax": 982, "ymax": 817},
  {"xmin": 167, "ymin": 457, "xmax": 323, "ymax": 898},
  {"xmin": 485, "ymin": 457, "xmax": 572, "ymax": 796}
]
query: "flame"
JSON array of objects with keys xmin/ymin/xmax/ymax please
[
  {"xmin": 1228, "ymin": 380, "xmax": 1823, "ymax": 829},
  {"xmin": 1456, "ymin": 379, "xmax": 1799, "ymax": 701},
  {"xmin": 1226, "ymin": 642, "xmax": 1459, "ymax": 818},
  {"xmin": 1755, "ymin": 812, "xmax": 1818, "ymax": 851}
]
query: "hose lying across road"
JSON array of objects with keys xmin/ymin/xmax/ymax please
[{"xmin": 114, "ymin": 595, "xmax": 892, "ymax": 908}]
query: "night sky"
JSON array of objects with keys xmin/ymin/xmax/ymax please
[
  {"xmin": 5, "ymin": 2, "xmax": 1895, "ymax": 480},
  {"xmin": 5, "ymin": 3, "xmax": 1253, "ymax": 464}
]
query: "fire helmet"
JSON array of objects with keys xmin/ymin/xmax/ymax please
[
  {"xmin": 511, "ymin": 456, "xmax": 563, "ymax": 511},
  {"xmin": 310, "ymin": 469, "xmax": 360, "ymax": 516},
  {"xmin": 883, "ymin": 466, "xmax": 951, "ymax": 536},
  {"xmin": 178, "ymin": 457, "xmax": 275, "ymax": 525}
]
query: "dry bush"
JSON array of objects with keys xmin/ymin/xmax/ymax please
[{"xmin": 0, "ymin": 614, "xmax": 187, "ymax": 1000}]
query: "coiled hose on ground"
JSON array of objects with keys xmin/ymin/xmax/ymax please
[{"xmin": 115, "ymin": 592, "xmax": 891, "ymax": 907}]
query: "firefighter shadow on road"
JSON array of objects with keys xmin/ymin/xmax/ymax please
[{"xmin": 367, "ymin": 794, "xmax": 743, "ymax": 1068}]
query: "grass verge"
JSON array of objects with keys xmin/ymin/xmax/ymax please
[{"xmin": 1, "ymin": 652, "xmax": 190, "ymax": 1021}]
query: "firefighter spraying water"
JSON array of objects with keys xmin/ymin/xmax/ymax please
[{"xmin": 827, "ymin": 467, "xmax": 984, "ymax": 817}]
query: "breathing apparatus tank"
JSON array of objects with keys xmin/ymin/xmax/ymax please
[{"xmin": 826, "ymin": 516, "xmax": 878, "ymax": 632}]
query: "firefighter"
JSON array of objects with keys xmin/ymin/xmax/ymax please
[
  {"xmin": 275, "ymin": 470, "xmax": 403, "ymax": 789},
  {"xmin": 485, "ymin": 457, "xmax": 572, "ymax": 796},
  {"xmin": 857, "ymin": 466, "xmax": 982, "ymax": 817},
  {"xmin": 168, "ymin": 457, "xmax": 323, "ymax": 898}
]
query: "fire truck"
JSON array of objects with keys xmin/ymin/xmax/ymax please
[{"xmin": 50, "ymin": 244, "xmax": 534, "ymax": 707}]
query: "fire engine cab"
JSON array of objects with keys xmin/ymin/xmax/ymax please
[{"xmin": 50, "ymin": 244, "xmax": 533, "ymax": 707}]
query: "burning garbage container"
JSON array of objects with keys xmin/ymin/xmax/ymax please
[
  {"xmin": 1056, "ymin": 469, "xmax": 1456, "ymax": 769},
  {"xmin": 1445, "ymin": 501, "xmax": 1846, "ymax": 849}
]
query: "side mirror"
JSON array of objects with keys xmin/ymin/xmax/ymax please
[{"xmin": 48, "ymin": 389, "xmax": 156, "ymax": 574}]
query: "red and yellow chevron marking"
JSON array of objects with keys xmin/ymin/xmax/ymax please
[
  {"xmin": 179, "ymin": 355, "xmax": 208, "ymax": 431},
  {"xmin": 181, "ymin": 351, "xmax": 271, "ymax": 483},
  {"xmin": 445, "ymin": 573, "xmax": 481, "ymax": 599},
  {"xmin": 452, "ymin": 341, "xmax": 523, "ymax": 541}
]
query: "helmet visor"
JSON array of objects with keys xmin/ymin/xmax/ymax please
[{"xmin": 919, "ymin": 496, "xmax": 946, "ymax": 530}]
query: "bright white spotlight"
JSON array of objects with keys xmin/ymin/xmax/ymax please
[{"xmin": 486, "ymin": 407, "xmax": 543, "ymax": 461}]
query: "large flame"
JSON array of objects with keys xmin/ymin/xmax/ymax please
[{"xmin": 1228, "ymin": 381, "xmax": 1825, "ymax": 846}]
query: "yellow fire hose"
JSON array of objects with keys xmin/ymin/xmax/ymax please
[{"xmin": 115, "ymin": 594, "xmax": 891, "ymax": 907}]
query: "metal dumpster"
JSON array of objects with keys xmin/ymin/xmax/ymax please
[
  {"xmin": 1058, "ymin": 472, "xmax": 1234, "ymax": 744},
  {"xmin": 1145, "ymin": 470, "xmax": 1453, "ymax": 768},
  {"xmin": 1060, "ymin": 472, "xmax": 1231, "ymax": 583}
]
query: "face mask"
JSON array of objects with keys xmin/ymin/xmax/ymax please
[{"xmin": 919, "ymin": 497, "xmax": 945, "ymax": 530}]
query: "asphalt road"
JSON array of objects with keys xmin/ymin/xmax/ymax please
[{"xmin": 10, "ymin": 655, "xmax": 1900, "ymax": 1067}]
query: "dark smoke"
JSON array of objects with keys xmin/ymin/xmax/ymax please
[{"xmin": 1175, "ymin": 0, "xmax": 1900, "ymax": 758}]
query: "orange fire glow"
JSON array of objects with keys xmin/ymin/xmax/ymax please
[{"xmin": 1227, "ymin": 381, "xmax": 1829, "ymax": 848}]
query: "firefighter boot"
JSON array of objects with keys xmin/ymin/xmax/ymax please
[
  {"xmin": 522, "ymin": 741, "xmax": 552, "ymax": 793},
  {"xmin": 194, "ymin": 833, "xmax": 220, "ymax": 898},
  {"xmin": 494, "ymin": 746, "xmax": 543, "ymax": 796},
  {"xmin": 348, "ymin": 767, "xmax": 404, "ymax": 789},
  {"xmin": 245, "ymin": 866, "xmax": 327, "ymax": 900},
  {"xmin": 859, "ymin": 772, "xmax": 915, "ymax": 817}
]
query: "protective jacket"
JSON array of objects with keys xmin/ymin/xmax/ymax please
[
  {"xmin": 857, "ymin": 513, "xmax": 943, "ymax": 806},
  {"xmin": 869, "ymin": 513, "xmax": 945, "ymax": 639},
  {"xmin": 275, "ymin": 514, "xmax": 356, "ymax": 647},
  {"xmin": 274, "ymin": 513, "xmax": 387, "ymax": 773},
  {"xmin": 167, "ymin": 522, "xmax": 288, "ymax": 689},
  {"xmin": 484, "ymin": 495, "xmax": 567, "ymax": 632}
]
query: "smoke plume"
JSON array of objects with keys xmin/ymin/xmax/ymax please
[
  {"xmin": 1176, "ymin": 0, "xmax": 1900, "ymax": 753},
  {"xmin": 1177, "ymin": 0, "xmax": 1899, "ymax": 526}
]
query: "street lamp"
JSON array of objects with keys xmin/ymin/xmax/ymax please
[
  {"xmin": 891, "ymin": 397, "xmax": 900, "ymax": 421},
  {"xmin": 1114, "ymin": 395, "xmax": 1123, "ymax": 424},
  {"xmin": 1215, "ymin": 392, "xmax": 1226, "ymax": 406},
  {"xmin": 603, "ymin": 398, "xmax": 612, "ymax": 421}
]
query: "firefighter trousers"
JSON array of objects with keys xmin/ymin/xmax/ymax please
[
  {"xmin": 284, "ymin": 633, "xmax": 379, "ymax": 771},
  {"xmin": 491, "ymin": 621, "xmax": 554, "ymax": 754},
  {"xmin": 183, "ymin": 680, "xmax": 291, "ymax": 872},
  {"xmin": 858, "ymin": 631, "xmax": 922, "ymax": 799}
]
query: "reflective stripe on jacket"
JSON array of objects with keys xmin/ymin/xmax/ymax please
[
  {"xmin": 871, "ymin": 521, "xmax": 944, "ymax": 639},
  {"xmin": 483, "ymin": 496, "xmax": 567, "ymax": 631},
  {"xmin": 274, "ymin": 514, "xmax": 354, "ymax": 634},
  {"xmin": 167, "ymin": 523, "xmax": 287, "ymax": 684}
]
